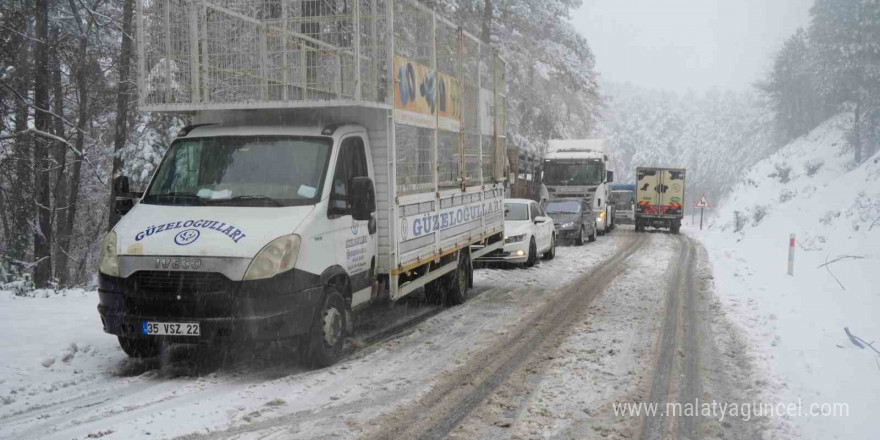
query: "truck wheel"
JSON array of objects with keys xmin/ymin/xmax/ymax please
[
  {"xmin": 671, "ymin": 224, "xmax": 681, "ymax": 235},
  {"xmin": 118, "ymin": 336, "xmax": 162, "ymax": 358},
  {"xmin": 543, "ymin": 235, "xmax": 556, "ymax": 260},
  {"xmin": 424, "ymin": 278, "xmax": 445, "ymax": 305},
  {"xmin": 445, "ymin": 252, "xmax": 470, "ymax": 306},
  {"xmin": 575, "ymin": 226, "xmax": 586, "ymax": 246},
  {"xmin": 306, "ymin": 287, "xmax": 347, "ymax": 368},
  {"xmin": 589, "ymin": 224, "xmax": 597, "ymax": 242},
  {"xmin": 525, "ymin": 238, "xmax": 538, "ymax": 268}
]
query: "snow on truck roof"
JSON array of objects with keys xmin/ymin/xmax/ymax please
[{"xmin": 547, "ymin": 139, "xmax": 607, "ymax": 154}]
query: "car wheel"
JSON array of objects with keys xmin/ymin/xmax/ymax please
[
  {"xmin": 543, "ymin": 234, "xmax": 556, "ymax": 260},
  {"xmin": 575, "ymin": 226, "xmax": 585, "ymax": 246},
  {"xmin": 445, "ymin": 251, "xmax": 470, "ymax": 306},
  {"xmin": 525, "ymin": 238, "xmax": 538, "ymax": 268},
  {"xmin": 588, "ymin": 224, "xmax": 597, "ymax": 242},
  {"xmin": 306, "ymin": 287, "xmax": 347, "ymax": 368},
  {"xmin": 118, "ymin": 336, "xmax": 162, "ymax": 358}
]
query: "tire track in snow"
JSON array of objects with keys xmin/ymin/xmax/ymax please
[{"xmin": 360, "ymin": 230, "xmax": 649, "ymax": 440}]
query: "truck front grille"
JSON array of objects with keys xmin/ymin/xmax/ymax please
[
  {"xmin": 131, "ymin": 271, "xmax": 231, "ymax": 295},
  {"xmin": 124, "ymin": 271, "xmax": 236, "ymax": 319}
]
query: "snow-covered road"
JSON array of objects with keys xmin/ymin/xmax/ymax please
[
  {"xmin": 1, "ymin": 228, "xmax": 766, "ymax": 440},
  {"xmin": 1, "ymin": 228, "xmax": 624, "ymax": 440}
]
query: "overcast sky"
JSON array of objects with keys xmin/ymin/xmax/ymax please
[{"xmin": 571, "ymin": 0, "xmax": 815, "ymax": 93}]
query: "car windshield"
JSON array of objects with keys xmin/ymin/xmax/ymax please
[
  {"xmin": 543, "ymin": 161, "xmax": 604, "ymax": 186},
  {"xmin": 544, "ymin": 200, "xmax": 581, "ymax": 214},
  {"xmin": 504, "ymin": 203, "xmax": 529, "ymax": 221},
  {"xmin": 143, "ymin": 136, "xmax": 332, "ymax": 207}
]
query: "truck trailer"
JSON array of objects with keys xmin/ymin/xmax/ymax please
[
  {"xmin": 634, "ymin": 167, "xmax": 686, "ymax": 234},
  {"xmin": 97, "ymin": 0, "xmax": 508, "ymax": 367},
  {"xmin": 543, "ymin": 139, "xmax": 615, "ymax": 235}
]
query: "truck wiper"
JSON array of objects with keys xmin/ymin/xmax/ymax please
[
  {"xmin": 211, "ymin": 195, "xmax": 283, "ymax": 207},
  {"xmin": 142, "ymin": 192, "xmax": 205, "ymax": 204}
]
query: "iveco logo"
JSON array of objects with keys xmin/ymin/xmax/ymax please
[{"xmin": 155, "ymin": 257, "xmax": 203, "ymax": 270}]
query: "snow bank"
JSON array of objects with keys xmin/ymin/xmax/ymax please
[{"xmin": 697, "ymin": 113, "xmax": 880, "ymax": 440}]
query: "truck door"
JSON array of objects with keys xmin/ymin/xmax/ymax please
[
  {"xmin": 636, "ymin": 168, "xmax": 661, "ymax": 215},
  {"xmin": 328, "ymin": 136, "xmax": 377, "ymax": 308},
  {"xmin": 659, "ymin": 169, "xmax": 685, "ymax": 216}
]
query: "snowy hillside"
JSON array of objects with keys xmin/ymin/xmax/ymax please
[{"xmin": 700, "ymin": 112, "xmax": 880, "ymax": 440}]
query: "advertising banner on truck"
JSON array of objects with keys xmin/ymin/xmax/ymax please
[{"xmin": 393, "ymin": 55, "xmax": 461, "ymax": 132}]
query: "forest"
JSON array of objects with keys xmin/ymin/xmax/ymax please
[{"xmin": 0, "ymin": 0, "xmax": 876, "ymax": 289}]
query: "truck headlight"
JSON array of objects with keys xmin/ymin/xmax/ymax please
[
  {"xmin": 598, "ymin": 211, "xmax": 606, "ymax": 222},
  {"xmin": 244, "ymin": 234, "xmax": 301, "ymax": 280},
  {"xmin": 505, "ymin": 234, "xmax": 526, "ymax": 244},
  {"xmin": 98, "ymin": 231, "xmax": 119, "ymax": 277}
]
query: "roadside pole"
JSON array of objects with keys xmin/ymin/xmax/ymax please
[
  {"xmin": 695, "ymin": 194, "xmax": 711, "ymax": 231},
  {"xmin": 788, "ymin": 234, "xmax": 795, "ymax": 276}
]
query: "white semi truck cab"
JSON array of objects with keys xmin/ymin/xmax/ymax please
[
  {"xmin": 543, "ymin": 139, "xmax": 616, "ymax": 235},
  {"xmin": 98, "ymin": 0, "xmax": 508, "ymax": 367}
]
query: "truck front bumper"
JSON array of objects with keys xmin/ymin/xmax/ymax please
[{"xmin": 97, "ymin": 270, "xmax": 324, "ymax": 343}]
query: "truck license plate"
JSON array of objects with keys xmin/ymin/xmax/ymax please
[{"xmin": 142, "ymin": 322, "xmax": 200, "ymax": 337}]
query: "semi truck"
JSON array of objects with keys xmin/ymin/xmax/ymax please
[
  {"xmin": 610, "ymin": 183, "xmax": 636, "ymax": 225},
  {"xmin": 634, "ymin": 167, "xmax": 686, "ymax": 234},
  {"xmin": 543, "ymin": 139, "xmax": 615, "ymax": 235},
  {"xmin": 97, "ymin": 0, "xmax": 508, "ymax": 367}
]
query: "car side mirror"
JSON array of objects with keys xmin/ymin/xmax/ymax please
[
  {"xmin": 534, "ymin": 215, "xmax": 548, "ymax": 224},
  {"xmin": 350, "ymin": 177, "xmax": 376, "ymax": 221}
]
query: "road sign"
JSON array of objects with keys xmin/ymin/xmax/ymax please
[
  {"xmin": 695, "ymin": 194, "xmax": 711, "ymax": 230},
  {"xmin": 695, "ymin": 194, "xmax": 711, "ymax": 209}
]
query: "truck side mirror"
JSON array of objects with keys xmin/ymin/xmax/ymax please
[
  {"xmin": 606, "ymin": 170, "xmax": 614, "ymax": 183},
  {"xmin": 113, "ymin": 175, "xmax": 130, "ymax": 195},
  {"xmin": 113, "ymin": 175, "xmax": 138, "ymax": 216},
  {"xmin": 350, "ymin": 177, "xmax": 376, "ymax": 221}
]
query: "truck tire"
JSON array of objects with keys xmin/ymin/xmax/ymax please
[
  {"xmin": 306, "ymin": 287, "xmax": 347, "ymax": 368},
  {"xmin": 445, "ymin": 252, "xmax": 470, "ymax": 306},
  {"xmin": 424, "ymin": 279, "xmax": 445, "ymax": 305},
  {"xmin": 118, "ymin": 336, "xmax": 162, "ymax": 358},
  {"xmin": 575, "ymin": 226, "xmax": 586, "ymax": 246},
  {"xmin": 543, "ymin": 234, "xmax": 556, "ymax": 260},
  {"xmin": 525, "ymin": 238, "xmax": 538, "ymax": 268},
  {"xmin": 671, "ymin": 223, "xmax": 681, "ymax": 235}
]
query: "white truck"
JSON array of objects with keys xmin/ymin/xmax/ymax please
[
  {"xmin": 97, "ymin": 0, "xmax": 508, "ymax": 367},
  {"xmin": 543, "ymin": 139, "xmax": 615, "ymax": 234}
]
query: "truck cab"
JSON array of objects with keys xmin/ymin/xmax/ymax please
[
  {"xmin": 99, "ymin": 124, "xmax": 380, "ymax": 366},
  {"xmin": 543, "ymin": 139, "xmax": 616, "ymax": 235}
]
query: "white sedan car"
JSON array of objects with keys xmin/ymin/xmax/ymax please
[{"xmin": 477, "ymin": 198, "xmax": 556, "ymax": 267}]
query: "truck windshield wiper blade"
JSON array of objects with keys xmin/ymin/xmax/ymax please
[
  {"xmin": 211, "ymin": 195, "xmax": 283, "ymax": 207},
  {"xmin": 142, "ymin": 192, "xmax": 204, "ymax": 203}
]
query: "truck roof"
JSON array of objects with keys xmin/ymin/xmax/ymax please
[
  {"xmin": 546, "ymin": 139, "xmax": 608, "ymax": 161},
  {"xmin": 182, "ymin": 124, "xmax": 366, "ymax": 140},
  {"xmin": 547, "ymin": 139, "xmax": 607, "ymax": 154}
]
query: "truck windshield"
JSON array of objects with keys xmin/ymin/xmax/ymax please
[
  {"xmin": 143, "ymin": 136, "xmax": 332, "ymax": 207},
  {"xmin": 612, "ymin": 191, "xmax": 635, "ymax": 210},
  {"xmin": 544, "ymin": 200, "xmax": 581, "ymax": 214},
  {"xmin": 543, "ymin": 161, "xmax": 604, "ymax": 186}
]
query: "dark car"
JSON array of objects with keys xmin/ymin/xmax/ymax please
[{"xmin": 544, "ymin": 198, "xmax": 597, "ymax": 245}]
